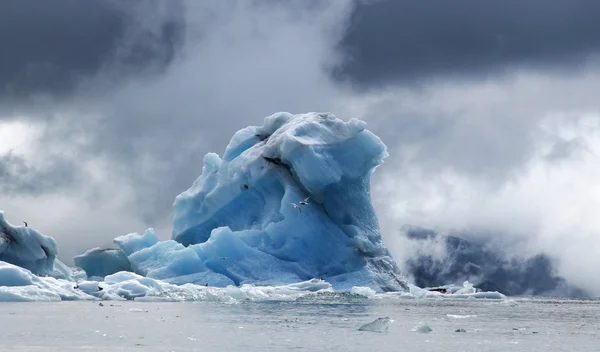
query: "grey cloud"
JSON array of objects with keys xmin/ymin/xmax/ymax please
[
  {"xmin": 3, "ymin": 0, "xmax": 354, "ymax": 226},
  {"xmin": 403, "ymin": 227, "xmax": 588, "ymax": 297},
  {"xmin": 335, "ymin": 0, "xmax": 600, "ymax": 87},
  {"xmin": 0, "ymin": 152, "xmax": 79, "ymax": 195},
  {"xmin": 0, "ymin": 0, "xmax": 184, "ymax": 103},
  {"xmin": 545, "ymin": 138, "xmax": 586, "ymax": 161}
]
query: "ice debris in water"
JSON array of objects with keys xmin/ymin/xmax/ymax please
[
  {"xmin": 0, "ymin": 113, "xmax": 512, "ymax": 302},
  {"xmin": 407, "ymin": 283, "xmax": 506, "ymax": 299},
  {"xmin": 74, "ymin": 112, "xmax": 409, "ymax": 292},
  {"xmin": 351, "ymin": 286, "xmax": 377, "ymax": 298},
  {"xmin": 358, "ymin": 317, "xmax": 392, "ymax": 333},
  {"xmin": 0, "ymin": 261, "xmax": 94, "ymax": 302},
  {"xmin": 411, "ymin": 322, "xmax": 433, "ymax": 333},
  {"xmin": 447, "ymin": 314, "xmax": 477, "ymax": 319}
]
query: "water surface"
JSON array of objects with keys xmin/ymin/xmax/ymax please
[{"xmin": 1, "ymin": 296, "xmax": 598, "ymax": 351}]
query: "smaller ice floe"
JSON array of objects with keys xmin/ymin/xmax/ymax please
[
  {"xmin": 0, "ymin": 261, "xmax": 96, "ymax": 302},
  {"xmin": 73, "ymin": 248, "xmax": 132, "ymax": 278},
  {"xmin": 74, "ymin": 281, "xmax": 104, "ymax": 295},
  {"xmin": 358, "ymin": 317, "xmax": 392, "ymax": 333},
  {"xmin": 114, "ymin": 229, "xmax": 160, "ymax": 256},
  {"xmin": 406, "ymin": 281, "xmax": 506, "ymax": 299},
  {"xmin": 0, "ymin": 265, "xmax": 334, "ymax": 302},
  {"xmin": 73, "ymin": 229, "xmax": 160, "ymax": 279},
  {"xmin": 92, "ymin": 273, "xmax": 334, "ymax": 302},
  {"xmin": 129, "ymin": 308, "xmax": 148, "ymax": 313},
  {"xmin": 351, "ymin": 286, "xmax": 377, "ymax": 298},
  {"xmin": 411, "ymin": 322, "xmax": 433, "ymax": 333},
  {"xmin": 447, "ymin": 314, "xmax": 477, "ymax": 319}
]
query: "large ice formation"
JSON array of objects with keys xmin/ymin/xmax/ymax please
[
  {"xmin": 75, "ymin": 112, "xmax": 409, "ymax": 292},
  {"xmin": 0, "ymin": 212, "xmax": 58, "ymax": 276}
]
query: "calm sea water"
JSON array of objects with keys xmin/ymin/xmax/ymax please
[{"xmin": 1, "ymin": 296, "xmax": 598, "ymax": 351}]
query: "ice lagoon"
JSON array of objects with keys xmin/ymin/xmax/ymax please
[
  {"xmin": 1, "ymin": 296, "xmax": 598, "ymax": 351},
  {"xmin": 2, "ymin": 112, "xmax": 597, "ymax": 350}
]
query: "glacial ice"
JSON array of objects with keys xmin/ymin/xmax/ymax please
[
  {"xmin": 0, "ymin": 211, "xmax": 58, "ymax": 276},
  {"xmin": 0, "ymin": 260, "xmax": 338, "ymax": 302},
  {"xmin": 406, "ymin": 282, "xmax": 506, "ymax": 299},
  {"xmin": 0, "ymin": 261, "xmax": 94, "ymax": 302},
  {"xmin": 75, "ymin": 112, "xmax": 409, "ymax": 292},
  {"xmin": 73, "ymin": 248, "xmax": 132, "ymax": 278},
  {"xmin": 114, "ymin": 229, "xmax": 160, "ymax": 256},
  {"xmin": 0, "ymin": 112, "xmax": 513, "ymax": 302}
]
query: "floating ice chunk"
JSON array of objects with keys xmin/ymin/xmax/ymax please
[
  {"xmin": 129, "ymin": 308, "xmax": 148, "ymax": 313},
  {"xmin": 453, "ymin": 291, "xmax": 506, "ymax": 299},
  {"xmin": 51, "ymin": 259, "xmax": 74, "ymax": 280},
  {"xmin": 75, "ymin": 281, "xmax": 103, "ymax": 295},
  {"xmin": 0, "ymin": 261, "xmax": 95, "ymax": 301},
  {"xmin": 358, "ymin": 317, "xmax": 391, "ymax": 333},
  {"xmin": 351, "ymin": 286, "xmax": 377, "ymax": 298},
  {"xmin": 0, "ymin": 286, "xmax": 62, "ymax": 302},
  {"xmin": 454, "ymin": 281, "xmax": 476, "ymax": 295},
  {"xmin": 407, "ymin": 283, "xmax": 505, "ymax": 299},
  {"xmin": 0, "ymin": 212, "xmax": 58, "ymax": 276},
  {"xmin": 73, "ymin": 248, "xmax": 132, "ymax": 278},
  {"xmin": 114, "ymin": 229, "xmax": 159, "ymax": 256},
  {"xmin": 128, "ymin": 241, "xmax": 203, "ymax": 278},
  {"xmin": 447, "ymin": 314, "xmax": 477, "ymax": 319},
  {"xmin": 411, "ymin": 322, "xmax": 433, "ymax": 333}
]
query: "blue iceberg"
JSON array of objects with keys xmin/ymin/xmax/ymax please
[
  {"xmin": 76, "ymin": 112, "xmax": 408, "ymax": 292},
  {"xmin": 0, "ymin": 212, "xmax": 58, "ymax": 276},
  {"xmin": 73, "ymin": 248, "xmax": 132, "ymax": 279}
]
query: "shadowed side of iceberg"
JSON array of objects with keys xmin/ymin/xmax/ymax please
[{"xmin": 0, "ymin": 211, "xmax": 58, "ymax": 276}]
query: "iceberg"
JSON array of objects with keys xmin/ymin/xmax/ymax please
[
  {"xmin": 0, "ymin": 260, "xmax": 336, "ymax": 302},
  {"xmin": 0, "ymin": 211, "xmax": 58, "ymax": 276},
  {"xmin": 73, "ymin": 248, "xmax": 132, "ymax": 279},
  {"xmin": 0, "ymin": 261, "xmax": 94, "ymax": 302},
  {"xmin": 75, "ymin": 112, "xmax": 409, "ymax": 292}
]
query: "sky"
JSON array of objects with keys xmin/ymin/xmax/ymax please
[{"xmin": 2, "ymin": 0, "xmax": 600, "ymax": 294}]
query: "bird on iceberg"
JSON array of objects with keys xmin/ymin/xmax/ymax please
[
  {"xmin": 22, "ymin": 221, "xmax": 27, "ymax": 227},
  {"xmin": 299, "ymin": 197, "xmax": 310, "ymax": 206},
  {"xmin": 290, "ymin": 203, "xmax": 302, "ymax": 213}
]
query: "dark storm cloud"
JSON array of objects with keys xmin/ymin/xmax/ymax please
[
  {"xmin": 335, "ymin": 0, "xmax": 600, "ymax": 87},
  {"xmin": 0, "ymin": 0, "xmax": 184, "ymax": 102},
  {"xmin": 404, "ymin": 227, "xmax": 588, "ymax": 297}
]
